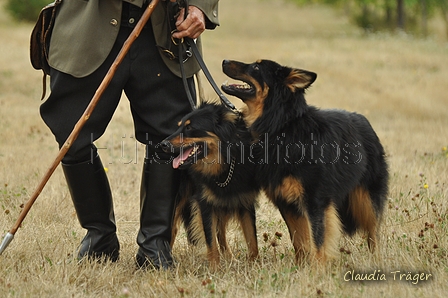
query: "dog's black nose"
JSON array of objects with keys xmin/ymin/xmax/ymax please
[
  {"xmin": 222, "ymin": 59, "xmax": 230, "ymax": 67},
  {"xmin": 160, "ymin": 140, "xmax": 172, "ymax": 153}
]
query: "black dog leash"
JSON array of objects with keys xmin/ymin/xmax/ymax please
[
  {"xmin": 178, "ymin": 37, "xmax": 237, "ymax": 112},
  {"xmin": 175, "ymin": 1, "xmax": 237, "ymax": 112},
  {"xmin": 187, "ymin": 38, "xmax": 236, "ymax": 112},
  {"xmin": 177, "ymin": 37, "xmax": 196, "ymax": 109}
]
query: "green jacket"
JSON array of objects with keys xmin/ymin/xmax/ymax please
[{"xmin": 48, "ymin": 0, "xmax": 219, "ymax": 78}]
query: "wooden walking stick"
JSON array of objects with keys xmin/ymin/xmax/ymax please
[{"xmin": 0, "ymin": 0, "xmax": 160, "ymax": 255}]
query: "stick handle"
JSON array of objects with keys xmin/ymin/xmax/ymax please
[{"xmin": 3, "ymin": 0, "xmax": 160, "ymax": 248}]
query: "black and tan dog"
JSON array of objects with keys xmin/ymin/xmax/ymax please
[
  {"xmin": 221, "ymin": 59, "xmax": 389, "ymax": 263},
  {"xmin": 161, "ymin": 103, "xmax": 260, "ymax": 268}
]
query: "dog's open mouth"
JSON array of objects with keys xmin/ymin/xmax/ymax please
[
  {"xmin": 172, "ymin": 143, "xmax": 204, "ymax": 169},
  {"xmin": 221, "ymin": 80, "xmax": 255, "ymax": 99}
]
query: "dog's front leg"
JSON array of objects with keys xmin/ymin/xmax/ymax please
[
  {"xmin": 238, "ymin": 204, "xmax": 259, "ymax": 261},
  {"xmin": 198, "ymin": 199, "xmax": 220, "ymax": 269},
  {"xmin": 307, "ymin": 202, "xmax": 342, "ymax": 263},
  {"xmin": 277, "ymin": 204, "xmax": 311, "ymax": 264}
]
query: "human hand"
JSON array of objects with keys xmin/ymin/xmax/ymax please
[{"xmin": 171, "ymin": 5, "xmax": 206, "ymax": 40}]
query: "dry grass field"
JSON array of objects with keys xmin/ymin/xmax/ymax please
[{"xmin": 1, "ymin": 0, "xmax": 448, "ymax": 297}]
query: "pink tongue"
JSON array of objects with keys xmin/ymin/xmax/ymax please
[{"xmin": 172, "ymin": 147, "xmax": 194, "ymax": 169}]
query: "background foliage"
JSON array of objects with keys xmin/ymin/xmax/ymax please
[
  {"xmin": 290, "ymin": 0, "xmax": 448, "ymax": 38},
  {"xmin": 5, "ymin": 0, "xmax": 50, "ymax": 22}
]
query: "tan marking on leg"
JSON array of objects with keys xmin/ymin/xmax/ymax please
[
  {"xmin": 314, "ymin": 203, "xmax": 342, "ymax": 263},
  {"xmin": 188, "ymin": 201, "xmax": 206, "ymax": 246},
  {"xmin": 216, "ymin": 213, "xmax": 232, "ymax": 259},
  {"xmin": 207, "ymin": 214, "xmax": 220, "ymax": 270},
  {"xmin": 349, "ymin": 186, "xmax": 378, "ymax": 252},
  {"xmin": 238, "ymin": 210, "xmax": 259, "ymax": 261},
  {"xmin": 274, "ymin": 176, "xmax": 305, "ymax": 206},
  {"xmin": 281, "ymin": 210, "xmax": 311, "ymax": 264}
]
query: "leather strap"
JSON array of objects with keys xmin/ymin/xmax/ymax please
[
  {"xmin": 186, "ymin": 37, "xmax": 237, "ymax": 112},
  {"xmin": 176, "ymin": 0, "xmax": 237, "ymax": 112},
  {"xmin": 179, "ymin": 37, "xmax": 237, "ymax": 112},
  {"xmin": 179, "ymin": 41, "xmax": 196, "ymax": 110}
]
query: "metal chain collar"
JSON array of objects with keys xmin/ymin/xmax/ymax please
[{"xmin": 215, "ymin": 157, "xmax": 236, "ymax": 188}]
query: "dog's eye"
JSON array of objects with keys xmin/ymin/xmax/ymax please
[{"xmin": 185, "ymin": 125, "xmax": 192, "ymax": 131}]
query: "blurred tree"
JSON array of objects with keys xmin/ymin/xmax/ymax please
[
  {"xmin": 421, "ymin": 0, "xmax": 428, "ymax": 36},
  {"xmin": 5, "ymin": 0, "xmax": 49, "ymax": 22},
  {"xmin": 289, "ymin": 0, "xmax": 448, "ymax": 39},
  {"xmin": 384, "ymin": 0, "xmax": 394, "ymax": 27},
  {"xmin": 397, "ymin": 0, "xmax": 405, "ymax": 29},
  {"xmin": 437, "ymin": 0, "xmax": 448, "ymax": 39}
]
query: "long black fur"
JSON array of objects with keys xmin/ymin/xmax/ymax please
[
  {"xmin": 162, "ymin": 103, "xmax": 260, "ymax": 267},
  {"xmin": 221, "ymin": 59, "xmax": 388, "ymax": 262}
]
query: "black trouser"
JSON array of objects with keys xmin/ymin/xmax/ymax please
[{"xmin": 40, "ymin": 22, "xmax": 194, "ymax": 163}]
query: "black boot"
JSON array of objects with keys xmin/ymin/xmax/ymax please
[
  {"xmin": 136, "ymin": 159, "xmax": 180, "ymax": 269},
  {"xmin": 62, "ymin": 155, "xmax": 119, "ymax": 262}
]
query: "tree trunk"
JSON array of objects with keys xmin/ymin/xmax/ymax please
[
  {"xmin": 384, "ymin": 0, "xmax": 394, "ymax": 29},
  {"xmin": 441, "ymin": 1, "xmax": 448, "ymax": 40},
  {"xmin": 421, "ymin": 0, "xmax": 428, "ymax": 37},
  {"xmin": 397, "ymin": 0, "xmax": 405, "ymax": 30}
]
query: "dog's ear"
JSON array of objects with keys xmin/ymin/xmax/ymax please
[{"xmin": 285, "ymin": 69, "xmax": 317, "ymax": 92}]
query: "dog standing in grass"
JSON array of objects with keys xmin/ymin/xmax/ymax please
[
  {"xmin": 162, "ymin": 103, "xmax": 260, "ymax": 268},
  {"xmin": 221, "ymin": 59, "xmax": 389, "ymax": 263}
]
